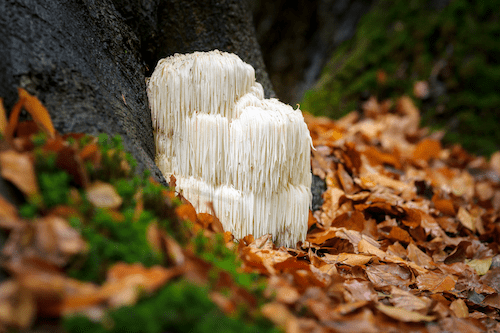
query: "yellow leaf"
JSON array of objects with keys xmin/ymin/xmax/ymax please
[{"xmin": 465, "ymin": 257, "xmax": 492, "ymax": 276}]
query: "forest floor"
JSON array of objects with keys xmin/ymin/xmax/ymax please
[{"xmin": 1, "ymin": 90, "xmax": 499, "ymax": 332}]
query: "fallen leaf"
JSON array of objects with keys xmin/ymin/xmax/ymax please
[
  {"xmin": 465, "ymin": 257, "xmax": 492, "ymax": 276},
  {"xmin": 416, "ymin": 272, "xmax": 456, "ymax": 293},
  {"xmin": 389, "ymin": 286, "xmax": 432, "ymax": 312},
  {"xmin": 376, "ymin": 303, "xmax": 436, "ymax": 322},
  {"xmin": 16, "ymin": 88, "xmax": 56, "ymax": 138},
  {"xmin": 261, "ymin": 302, "xmax": 296, "ymax": 328},
  {"xmin": 0, "ymin": 98, "xmax": 7, "ymax": 135},
  {"xmin": 365, "ymin": 264, "xmax": 411, "ymax": 287},
  {"xmin": 457, "ymin": 207, "xmax": 475, "ymax": 232},
  {"xmin": 450, "ymin": 299, "xmax": 469, "ymax": 318},
  {"xmin": 0, "ymin": 150, "xmax": 38, "ymax": 196},
  {"xmin": 86, "ymin": 182, "xmax": 122, "ymax": 209},
  {"xmin": 323, "ymin": 253, "xmax": 373, "ymax": 266},
  {"xmin": 407, "ymin": 243, "xmax": 435, "ymax": 269},
  {"xmin": 412, "ymin": 139, "xmax": 441, "ymax": 163}
]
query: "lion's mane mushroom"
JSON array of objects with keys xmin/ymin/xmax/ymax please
[{"xmin": 148, "ymin": 50, "xmax": 312, "ymax": 247}]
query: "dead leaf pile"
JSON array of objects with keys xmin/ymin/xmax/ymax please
[
  {"xmin": 236, "ymin": 95, "xmax": 500, "ymax": 332},
  {"xmin": 1, "ymin": 90, "xmax": 500, "ymax": 332}
]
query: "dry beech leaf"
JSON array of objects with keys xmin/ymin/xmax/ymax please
[
  {"xmin": 16, "ymin": 88, "xmax": 56, "ymax": 138},
  {"xmin": 343, "ymin": 279, "xmax": 377, "ymax": 302},
  {"xmin": 358, "ymin": 238, "xmax": 386, "ymax": 260},
  {"xmin": 407, "ymin": 243, "xmax": 435, "ymax": 269},
  {"xmin": 416, "ymin": 272, "xmax": 456, "ymax": 293},
  {"xmin": 261, "ymin": 302, "xmax": 296, "ymax": 328},
  {"xmin": 376, "ymin": 303, "xmax": 436, "ymax": 322},
  {"xmin": 86, "ymin": 182, "xmax": 122, "ymax": 209},
  {"xmin": 412, "ymin": 138, "xmax": 441, "ymax": 162},
  {"xmin": 457, "ymin": 207, "xmax": 475, "ymax": 232},
  {"xmin": 389, "ymin": 286, "xmax": 432, "ymax": 312},
  {"xmin": 63, "ymin": 263, "xmax": 181, "ymax": 312},
  {"xmin": 465, "ymin": 257, "xmax": 492, "ymax": 276},
  {"xmin": 0, "ymin": 150, "xmax": 38, "ymax": 196},
  {"xmin": 323, "ymin": 253, "xmax": 373, "ymax": 266},
  {"xmin": 0, "ymin": 98, "xmax": 7, "ymax": 135},
  {"xmin": 175, "ymin": 202, "xmax": 197, "ymax": 222},
  {"xmin": 365, "ymin": 264, "xmax": 411, "ymax": 287},
  {"xmin": 450, "ymin": 299, "xmax": 469, "ymax": 318}
]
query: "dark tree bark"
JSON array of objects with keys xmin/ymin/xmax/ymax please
[{"xmin": 0, "ymin": 0, "xmax": 274, "ymax": 188}]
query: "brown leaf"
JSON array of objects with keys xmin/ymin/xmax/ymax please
[
  {"xmin": 0, "ymin": 280, "xmax": 36, "ymax": 330},
  {"xmin": 416, "ymin": 272, "xmax": 456, "ymax": 293},
  {"xmin": 343, "ymin": 279, "xmax": 377, "ymax": 302},
  {"xmin": 450, "ymin": 299, "xmax": 469, "ymax": 318},
  {"xmin": 412, "ymin": 138, "xmax": 441, "ymax": 163},
  {"xmin": 365, "ymin": 264, "xmax": 411, "ymax": 287},
  {"xmin": 376, "ymin": 303, "xmax": 436, "ymax": 322},
  {"xmin": 261, "ymin": 302, "xmax": 296, "ymax": 328},
  {"xmin": 0, "ymin": 195, "xmax": 20, "ymax": 229},
  {"xmin": 389, "ymin": 286, "xmax": 432, "ymax": 312},
  {"xmin": 407, "ymin": 243, "xmax": 435, "ymax": 269},
  {"xmin": 0, "ymin": 98, "xmax": 7, "ymax": 135},
  {"xmin": 457, "ymin": 207, "xmax": 475, "ymax": 232},
  {"xmin": 323, "ymin": 253, "xmax": 373, "ymax": 266},
  {"xmin": 56, "ymin": 146, "xmax": 88, "ymax": 188},
  {"xmin": 0, "ymin": 150, "xmax": 38, "ymax": 196},
  {"xmin": 387, "ymin": 226, "xmax": 412, "ymax": 244},
  {"xmin": 86, "ymin": 182, "xmax": 122, "ymax": 209},
  {"xmin": 331, "ymin": 211, "xmax": 365, "ymax": 232},
  {"xmin": 432, "ymin": 194, "xmax": 456, "ymax": 216}
]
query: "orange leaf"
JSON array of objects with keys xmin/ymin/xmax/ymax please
[
  {"xmin": 17, "ymin": 88, "xmax": 56, "ymax": 138},
  {"xmin": 412, "ymin": 138, "xmax": 442, "ymax": 162},
  {"xmin": 0, "ymin": 98, "xmax": 8, "ymax": 135},
  {"xmin": 416, "ymin": 272, "xmax": 456, "ymax": 293},
  {"xmin": 3, "ymin": 93, "xmax": 24, "ymax": 141}
]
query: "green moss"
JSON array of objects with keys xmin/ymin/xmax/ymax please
[
  {"xmin": 302, "ymin": 0, "xmax": 500, "ymax": 155},
  {"xmin": 63, "ymin": 280, "xmax": 279, "ymax": 333},
  {"xmin": 67, "ymin": 207, "xmax": 162, "ymax": 282}
]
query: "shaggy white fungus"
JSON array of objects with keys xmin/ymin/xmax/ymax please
[{"xmin": 148, "ymin": 50, "xmax": 312, "ymax": 247}]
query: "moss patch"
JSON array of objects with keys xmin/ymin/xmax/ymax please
[{"xmin": 301, "ymin": 0, "xmax": 500, "ymax": 155}]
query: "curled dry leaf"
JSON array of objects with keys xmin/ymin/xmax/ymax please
[
  {"xmin": 0, "ymin": 150, "xmax": 38, "ymax": 196},
  {"xmin": 85, "ymin": 181, "xmax": 122, "ymax": 209},
  {"xmin": 376, "ymin": 303, "xmax": 436, "ymax": 322}
]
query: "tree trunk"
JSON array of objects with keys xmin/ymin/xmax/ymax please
[{"xmin": 0, "ymin": 0, "xmax": 273, "ymax": 186}]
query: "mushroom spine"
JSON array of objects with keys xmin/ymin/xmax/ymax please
[{"xmin": 148, "ymin": 50, "xmax": 312, "ymax": 247}]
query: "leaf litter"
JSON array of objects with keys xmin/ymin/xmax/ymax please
[{"xmin": 0, "ymin": 90, "xmax": 499, "ymax": 332}]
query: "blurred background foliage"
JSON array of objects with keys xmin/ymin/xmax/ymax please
[
  {"xmin": 301, "ymin": 0, "xmax": 500, "ymax": 155},
  {"xmin": 254, "ymin": 0, "xmax": 500, "ymax": 156}
]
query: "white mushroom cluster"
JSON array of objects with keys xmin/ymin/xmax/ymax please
[{"xmin": 148, "ymin": 50, "xmax": 312, "ymax": 247}]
